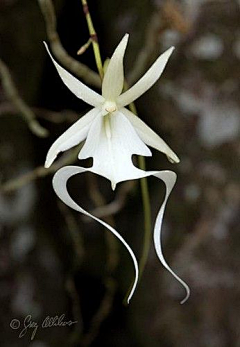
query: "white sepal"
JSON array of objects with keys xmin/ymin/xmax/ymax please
[
  {"xmin": 44, "ymin": 42, "xmax": 104, "ymax": 107},
  {"xmin": 121, "ymin": 108, "xmax": 180, "ymax": 163},
  {"xmin": 102, "ymin": 34, "xmax": 129, "ymax": 101},
  {"xmin": 45, "ymin": 107, "xmax": 101, "ymax": 168},
  {"xmin": 117, "ymin": 47, "xmax": 174, "ymax": 107},
  {"xmin": 53, "ymin": 165, "xmax": 139, "ymax": 303}
]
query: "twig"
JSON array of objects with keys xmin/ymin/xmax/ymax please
[
  {"xmin": 86, "ymin": 174, "xmax": 119, "ymax": 273},
  {"xmin": 34, "ymin": 108, "xmax": 79, "ymax": 124},
  {"xmin": 58, "ymin": 202, "xmax": 85, "ymax": 266},
  {"xmin": 128, "ymin": 12, "xmax": 164, "ymax": 85},
  {"xmin": 86, "ymin": 180, "xmax": 135, "ymax": 219},
  {"xmin": 0, "ymin": 58, "xmax": 48, "ymax": 137},
  {"xmin": 0, "ymin": 146, "xmax": 80, "ymax": 193},
  {"xmin": 38, "ymin": 0, "xmax": 101, "ymax": 88},
  {"xmin": 0, "ymin": 101, "xmax": 79, "ymax": 124},
  {"xmin": 128, "ymin": 0, "xmax": 189, "ymax": 85},
  {"xmin": 77, "ymin": 38, "xmax": 92, "ymax": 55},
  {"xmin": 80, "ymin": 0, "xmax": 104, "ymax": 79}
]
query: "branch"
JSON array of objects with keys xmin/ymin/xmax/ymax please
[
  {"xmin": 59, "ymin": 202, "xmax": 85, "ymax": 265},
  {"xmin": 0, "ymin": 146, "xmax": 80, "ymax": 193},
  {"xmin": 80, "ymin": 0, "xmax": 104, "ymax": 79},
  {"xmin": 0, "ymin": 59, "xmax": 48, "ymax": 137},
  {"xmin": 0, "ymin": 101, "xmax": 79, "ymax": 124},
  {"xmin": 127, "ymin": 12, "xmax": 164, "ymax": 85},
  {"xmin": 128, "ymin": 0, "xmax": 190, "ymax": 85},
  {"xmin": 38, "ymin": 0, "xmax": 101, "ymax": 88},
  {"xmin": 86, "ymin": 180, "xmax": 135, "ymax": 219}
]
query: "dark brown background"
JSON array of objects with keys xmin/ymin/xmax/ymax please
[{"xmin": 0, "ymin": 0, "xmax": 240, "ymax": 346}]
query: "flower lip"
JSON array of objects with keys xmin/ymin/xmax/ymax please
[{"xmin": 102, "ymin": 100, "xmax": 117, "ymax": 116}]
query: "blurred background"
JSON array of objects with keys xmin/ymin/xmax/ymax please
[{"xmin": 0, "ymin": 0, "xmax": 240, "ymax": 346}]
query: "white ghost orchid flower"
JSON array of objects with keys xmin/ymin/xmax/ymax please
[{"xmin": 44, "ymin": 34, "xmax": 190, "ymax": 304}]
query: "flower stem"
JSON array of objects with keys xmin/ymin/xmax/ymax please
[
  {"xmin": 81, "ymin": 0, "xmax": 104, "ymax": 79},
  {"xmin": 122, "ymin": 106, "xmax": 151, "ymax": 305},
  {"xmin": 139, "ymin": 172, "xmax": 151, "ymax": 277}
]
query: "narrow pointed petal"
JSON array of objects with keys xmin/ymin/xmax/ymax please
[
  {"xmin": 79, "ymin": 111, "xmax": 151, "ymax": 188},
  {"xmin": 151, "ymin": 170, "xmax": 190, "ymax": 304},
  {"xmin": 102, "ymin": 34, "xmax": 129, "ymax": 100},
  {"xmin": 122, "ymin": 108, "xmax": 180, "ymax": 163},
  {"xmin": 44, "ymin": 42, "xmax": 104, "ymax": 107},
  {"xmin": 53, "ymin": 166, "xmax": 139, "ymax": 303},
  {"xmin": 117, "ymin": 47, "xmax": 174, "ymax": 107},
  {"xmin": 45, "ymin": 107, "xmax": 101, "ymax": 168}
]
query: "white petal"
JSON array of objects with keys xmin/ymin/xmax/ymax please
[
  {"xmin": 121, "ymin": 108, "xmax": 180, "ymax": 163},
  {"xmin": 45, "ymin": 107, "xmax": 101, "ymax": 168},
  {"xmin": 136, "ymin": 169, "xmax": 190, "ymax": 303},
  {"xmin": 53, "ymin": 166, "xmax": 139, "ymax": 303},
  {"xmin": 102, "ymin": 34, "xmax": 129, "ymax": 101},
  {"xmin": 44, "ymin": 42, "xmax": 104, "ymax": 107},
  {"xmin": 79, "ymin": 111, "xmax": 151, "ymax": 189},
  {"xmin": 117, "ymin": 47, "xmax": 174, "ymax": 107},
  {"xmin": 151, "ymin": 170, "xmax": 190, "ymax": 304},
  {"xmin": 53, "ymin": 166, "xmax": 190, "ymax": 304}
]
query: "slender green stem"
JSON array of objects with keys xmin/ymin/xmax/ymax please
[
  {"xmin": 122, "ymin": 119, "xmax": 151, "ymax": 306},
  {"xmin": 81, "ymin": 0, "xmax": 104, "ymax": 79},
  {"xmin": 138, "ymin": 161, "xmax": 151, "ymax": 278}
]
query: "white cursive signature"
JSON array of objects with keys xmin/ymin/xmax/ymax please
[{"xmin": 10, "ymin": 314, "xmax": 78, "ymax": 340}]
